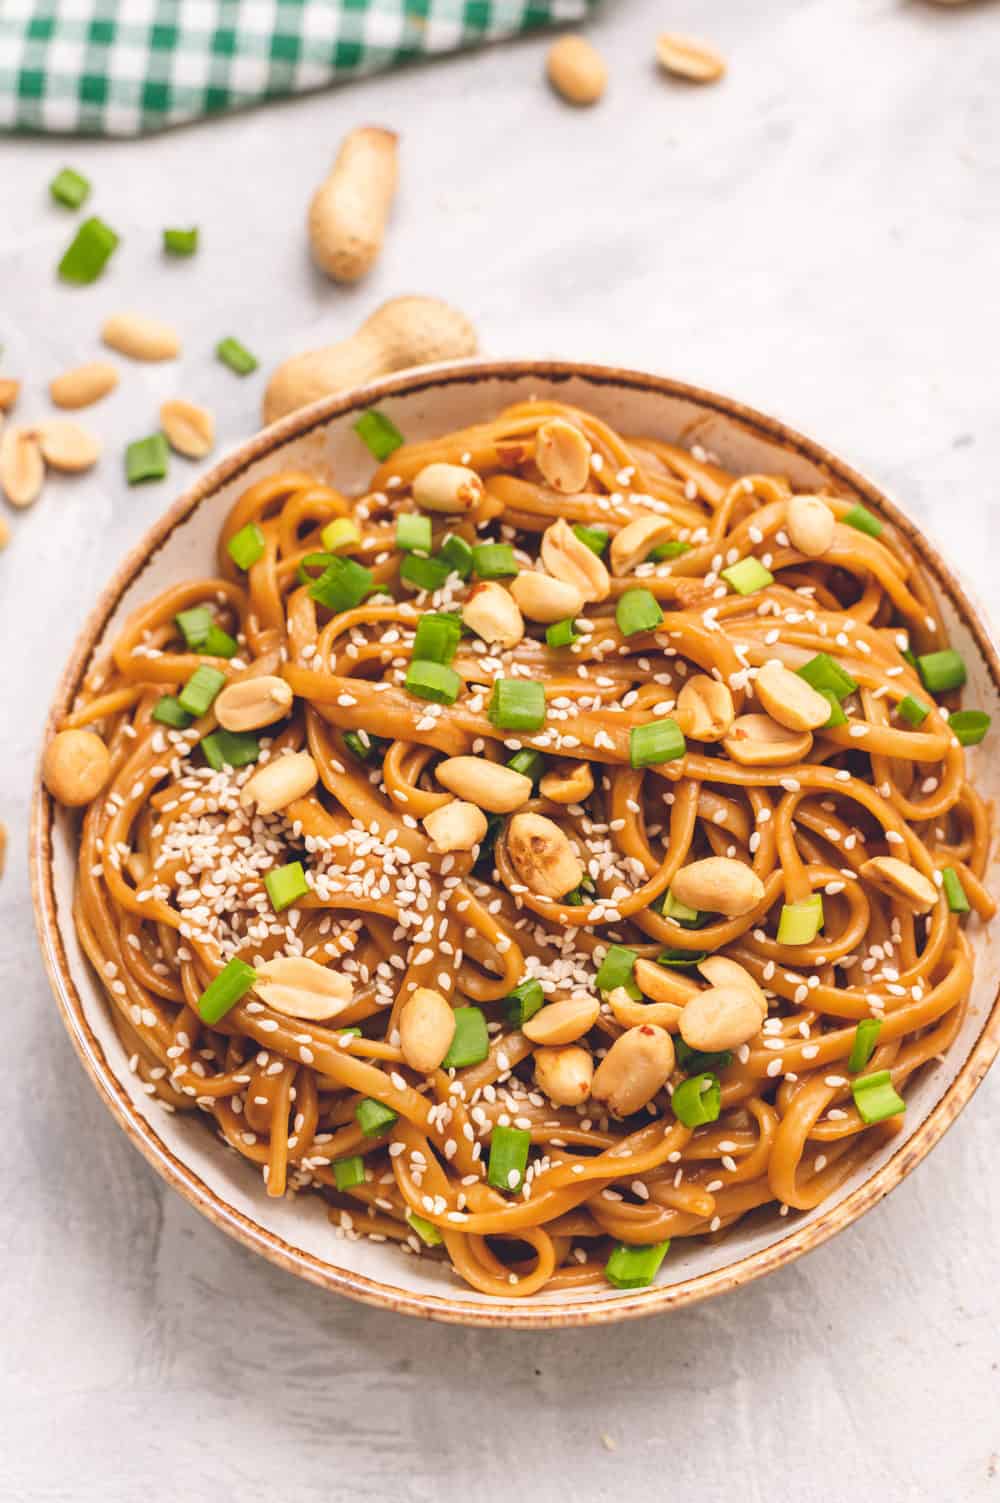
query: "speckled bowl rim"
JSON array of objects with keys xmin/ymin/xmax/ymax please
[{"xmin": 30, "ymin": 359, "xmax": 1000, "ymax": 1328}]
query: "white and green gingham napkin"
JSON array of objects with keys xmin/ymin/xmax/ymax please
[{"xmin": 0, "ymin": 0, "xmax": 590, "ymax": 136}]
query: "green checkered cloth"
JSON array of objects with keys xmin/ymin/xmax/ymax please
[{"xmin": 0, "ymin": 0, "xmax": 589, "ymax": 135}]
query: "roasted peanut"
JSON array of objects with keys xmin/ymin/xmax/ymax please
[
  {"xmin": 786, "ymin": 495, "xmax": 835, "ymax": 558},
  {"xmin": 606, "ymin": 985, "xmax": 684, "ymax": 1032},
  {"xmin": 506, "ymin": 812, "xmax": 583, "ymax": 899},
  {"xmin": 755, "ymin": 660, "xmax": 830, "ymax": 732},
  {"xmin": 535, "ymin": 418, "xmax": 592, "ymax": 493},
  {"xmin": 677, "ymin": 675, "xmax": 735, "ymax": 741},
  {"xmin": 0, "ymin": 378, "xmax": 19, "ymax": 413},
  {"xmin": 697, "ymin": 955, "xmax": 767, "ymax": 1016},
  {"xmin": 540, "ymin": 517, "xmax": 610, "ymax": 602},
  {"xmin": 546, "ymin": 35, "xmax": 608, "ymax": 105},
  {"xmin": 655, "ymin": 32, "xmax": 726, "ymax": 82},
  {"xmin": 680, "ymin": 986, "xmax": 762, "ymax": 1053},
  {"xmin": 399, "ymin": 987, "xmax": 457, "ymax": 1072},
  {"xmin": 670, "ymin": 856, "xmax": 765, "ymax": 917},
  {"xmin": 435, "ymin": 755, "xmax": 532, "ymax": 813},
  {"xmin": 240, "ymin": 751, "xmax": 318, "ymax": 815},
  {"xmin": 534, "ymin": 1045, "xmax": 594, "ymax": 1106},
  {"xmin": 860, "ymin": 855, "xmax": 939, "ymax": 914},
  {"xmin": 461, "ymin": 581, "xmax": 524, "ymax": 647},
  {"xmin": 49, "ymin": 361, "xmax": 118, "ymax": 410},
  {"xmin": 591, "ymin": 1025, "xmax": 675, "ymax": 1116},
  {"xmin": 423, "ymin": 799, "xmax": 487, "ymax": 852},
  {"xmin": 723, "ymin": 713, "xmax": 813, "ymax": 767},
  {"xmin": 215, "ymin": 675, "xmax": 294, "ymax": 732},
  {"xmin": 509, "ymin": 569, "xmax": 585, "ymax": 623},
  {"xmin": 610, "ymin": 513, "xmax": 675, "ymax": 574},
  {"xmin": 0, "ymin": 426, "xmax": 44, "ymax": 507},
  {"xmin": 522, "ymin": 995, "xmax": 600, "ymax": 1046},
  {"xmin": 160, "ymin": 399, "xmax": 216, "ymax": 459},
  {"xmin": 43, "ymin": 729, "xmax": 111, "ymax": 806},
  {"xmin": 101, "ymin": 312, "xmax": 181, "ymax": 361},
  {"xmin": 412, "ymin": 462, "xmax": 484, "ymax": 514},
  {"xmin": 38, "ymin": 420, "xmax": 101, "ymax": 473},
  {"xmin": 254, "ymin": 956, "xmax": 352, "ymax": 1021},
  {"xmin": 539, "ymin": 759, "xmax": 593, "ymax": 805},
  {"xmin": 632, "ymin": 959, "xmax": 698, "ymax": 1008},
  {"xmin": 308, "ymin": 126, "xmax": 398, "ymax": 284}
]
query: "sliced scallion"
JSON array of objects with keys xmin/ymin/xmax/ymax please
[
  {"xmin": 604, "ymin": 1240, "xmax": 670, "ymax": 1290},
  {"xmin": 629, "ymin": 718, "xmax": 685, "ymax": 768},
  {"xmin": 796, "ymin": 652, "xmax": 857, "ymax": 699},
  {"xmin": 227, "ymin": 522, "xmax": 265, "ymax": 570},
  {"xmin": 200, "ymin": 729, "xmax": 260, "ymax": 770},
  {"xmin": 197, "ymin": 957, "xmax": 256, "ymax": 1025},
  {"xmin": 442, "ymin": 1006, "xmax": 489, "ymax": 1069},
  {"xmin": 58, "ymin": 216, "xmax": 119, "ymax": 283},
  {"xmin": 264, "ymin": 861, "xmax": 310, "ymax": 913},
  {"xmin": 411, "ymin": 612, "xmax": 462, "ymax": 665},
  {"xmin": 917, "ymin": 649, "xmax": 966, "ymax": 694},
  {"xmin": 151, "ymin": 695, "xmax": 193, "ymax": 729},
  {"xmin": 671, "ymin": 1072, "xmax": 721, "ymax": 1127},
  {"xmin": 125, "ymin": 433, "xmax": 169, "ymax": 485},
  {"xmin": 572, "ymin": 524, "xmax": 609, "ymax": 556},
  {"xmin": 216, "ymin": 337, "xmax": 258, "ymax": 375},
  {"xmin": 616, "ymin": 587, "xmax": 663, "ymax": 637},
  {"xmin": 299, "ymin": 552, "xmax": 374, "ymax": 612},
  {"xmin": 400, "ymin": 552, "xmax": 450, "ymax": 593},
  {"xmin": 395, "ymin": 512, "xmax": 432, "ymax": 554},
  {"xmin": 472, "ymin": 542, "xmax": 518, "ymax": 579},
  {"xmin": 353, "ymin": 409, "xmax": 403, "ymax": 460},
  {"xmin": 897, "ymin": 694, "xmax": 930, "ymax": 727},
  {"xmin": 504, "ymin": 978, "xmax": 545, "ymax": 1028},
  {"xmin": 546, "ymin": 617, "xmax": 579, "ymax": 648},
  {"xmin": 776, "ymin": 894, "xmax": 824, "ymax": 945},
  {"xmin": 406, "ymin": 1211, "xmax": 443, "ymax": 1246},
  {"xmin": 438, "ymin": 533, "xmax": 474, "ymax": 579},
  {"xmin": 163, "ymin": 227, "xmax": 198, "ymax": 256},
  {"xmin": 851, "ymin": 1069, "xmax": 905, "ymax": 1125},
  {"xmin": 843, "ymin": 502, "xmax": 883, "ymax": 538},
  {"xmin": 332, "ymin": 1155, "xmax": 366, "ymax": 1190},
  {"xmin": 320, "ymin": 517, "xmax": 361, "ymax": 553},
  {"xmin": 941, "ymin": 867, "xmax": 969, "ymax": 913},
  {"xmin": 50, "ymin": 167, "xmax": 91, "ymax": 209},
  {"xmin": 177, "ymin": 665, "xmax": 226, "ymax": 718},
  {"xmin": 404, "ymin": 660, "xmax": 461, "ymax": 704},
  {"xmin": 948, "ymin": 709, "xmax": 990, "ymax": 746},
  {"xmin": 720, "ymin": 557, "xmax": 774, "ymax": 596},
  {"xmin": 355, "ymin": 1097, "xmax": 398, "ymax": 1136},
  {"xmin": 595, "ymin": 944, "xmax": 637, "ymax": 993},
  {"xmin": 487, "ymin": 1124, "xmax": 531, "ymax": 1193},
  {"xmin": 848, "ymin": 1018, "xmax": 882, "ymax": 1073},
  {"xmin": 488, "ymin": 678, "xmax": 546, "ymax": 731}
]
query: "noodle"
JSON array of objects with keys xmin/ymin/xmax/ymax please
[{"xmin": 60, "ymin": 399, "xmax": 995, "ymax": 1299}]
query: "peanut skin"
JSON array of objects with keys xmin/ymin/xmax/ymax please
[
  {"xmin": 308, "ymin": 126, "xmax": 399, "ymax": 283},
  {"xmin": 262, "ymin": 296, "xmax": 478, "ymax": 424}
]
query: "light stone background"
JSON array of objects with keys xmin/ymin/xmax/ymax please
[{"xmin": 2, "ymin": 1, "xmax": 999, "ymax": 1498}]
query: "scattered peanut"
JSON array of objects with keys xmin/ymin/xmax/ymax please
[
  {"xmin": 677, "ymin": 675, "xmax": 735, "ymax": 741},
  {"xmin": 160, "ymin": 398, "xmax": 216, "ymax": 459},
  {"xmin": 254, "ymin": 955, "xmax": 352, "ymax": 1021},
  {"xmin": 461, "ymin": 580, "xmax": 524, "ymax": 648},
  {"xmin": 680, "ymin": 986, "xmax": 762, "ymax": 1053},
  {"xmin": 509, "ymin": 569, "xmax": 585, "ymax": 623},
  {"xmin": 435, "ymin": 755, "xmax": 532, "ymax": 814},
  {"xmin": 606, "ymin": 984, "xmax": 684, "ymax": 1032},
  {"xmin": 38, "ymin": 420, "xmax": 101, "ymax": 473},
  {"xmin": 860, "ymin": 855, "xmax": 939, "ymax": 914},
  {"xmin": 215, "ymin": 675, "xmax": 294, "ymax": 732},
  {"xmin": 506, "ymin": 812, "xmax": 583, "ymax": 900},
  {"xmin": 755, "ymin": 660, "xmax": 831, "ymax": 732},
  {"xmin": 540, "ymin": 516, "xmax": 611, "ymax": 602},
  {"xmin": 308, "ymin": 126, "xmax": 399, "ymax": 284},
  {"xmin": 49, "ymin": 361, "xmax": 118, "ymax": 410},
  {"xmin": 539, "ymin": 759, "xmax": 593, "ymax": 805},
  {"xmin": 546, "ymin": 35, "xmax": 608, "ymax": 106},
  {"xmin": 263, "ymin": 296, "xmax": 477, "ymax": 424},
  {"xmin": 670, "ymin": 856, "xmax": 765, "ymax": 917},
  {"xmin": 523, "ymin": 995, "xmax": 600, "ymax": 1046},
  {"xmin": 422, "ymin": 799, "xmax": 487, "ymax": 853},
  {"xmin": 591, "ymin": 1024, "xmax": 675, "ymax": 1117},
  {"xmin": 610, "ymin": 513, "xmax": 675, "ymax": 575},
  {"xmin": 535, "ymin": 418, "xmax": 592, "ymax": 493},
  {"xmin": 632, "ymin": 958, "xmax": 698, "ymax": 1008},
  {"xmin": 0, "ymin": 426, "xmax": 44, "ymax": 508},
  {"xmin": 412, "ymin": 462, "xmax": 483, "ymax": 514},
  {"xmin": 655, "ymin": 32, "xmax": 726, "ymax": 83},
  {"xmin": 102, "ymin": 312, "xmax": 181, "ymax": 362},
  {"xmin": 42, "ymin": 729, "xmax": 111, "ymax": 806},
  {"xmin": 0, "ymin": 378, "xmax": 21, "ymax": 412},
  {"xmin": 240, "ymin": 751, "xmax": 318, "ymax": 815},
  {"xmin": 534, "ymin": 1045, "xmax": 594, "ymax": 1106},
  {"xmin": 696, "ymin": 955, "xmax": 767, "ymax": 1016},
  {"xmin": 786, "ymin": 495, "xmax": 835, "ymax": 558},
  {"xmin": 723, "ymin": 713, "xmax": 813, "ymax": 767},
  {"xmin": 399, "ymin": 987, "xmax": 457, "ymax": 1072}
]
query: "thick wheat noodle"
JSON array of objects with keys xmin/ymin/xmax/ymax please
[{"xmin": 64, "ymin": 399, "xmax": 994, "ymax": 1299}]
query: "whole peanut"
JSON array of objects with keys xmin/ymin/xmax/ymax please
[{"xmin": 308, "ymin": 126, "xmax": 399, "ymax": 284}]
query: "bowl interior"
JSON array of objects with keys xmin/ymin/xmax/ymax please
[{"xmin": 33, "ymin": 363, "xmax": 1000, "ymax": 1326}]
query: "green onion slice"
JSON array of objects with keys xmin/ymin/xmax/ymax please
[
  {"xmin": 616, "ymin": 587, "xmax": 664, "ymax": 638},
  {"xmin": 671, "ymin": 1072, "xmax": 721, "ymax": 1127},
  {"xmin": 177, "ymin": 665, "xmax": 226, "ymax": 718},
  {"xmin": 321, "ymin": 517, "xmax": 361, "ymax": 553},
  {"xmin": 411, "ymin": 612, "xmax": 462, "ymax": 665},
  {"xmin": 917, "ymin": 649, "xmax": 966, "ymax": 694},
  {"xmin": 472, "ymin": 542, "xmax": 518, "ymax": 579},
  {"xmin": 151, "ymin": 695, "xmax": 193, "ymax": 729},
  {"xmin": 216, "ymin": 337, "xmax": 258, "ymax": 375},
  {"xmin": 395, "ymin": 513, "xmax": 432, "ymax": 553},
  {"xmin": 848, "ymin": 1018, "xmax": 882, "ymax": 1073},
  {"xmin": 264, "ymin": 861, "xmax": 310, "ymax": 913},
  {"xmin": 941, "ymin": 867, "xmax": 969, "ymax": 913},
  {"xmin": 405, "ymin": 660, "xmax": 462, "ymax": 704},
  {"xmin": 776, "ymin": 894, "xmax": 824, "ymax": 945},
  {"xmin": 504, "ymin": 978, "xmax": 545, "ymax": 1027},
  {"xmin": 406, "ymin": 1211, "xmax": 444, "ymax": 1246},
  {"xmin": 125, "ymin": 433, "xmax": 169, "ymax": 485},
  {"xmin": 851, "ymin": 1069, "xmax": 905, "ymax": 1125},
  {"xmin": 488, "ymin": 678, "xmax": 546, "ymax": 731},
  {"xmin": 197, "ymin": 957, "xmax": 256, "ymax": 1025},
  {"xmin": 50, "ymin": 167, "xmax": 91, "ymax": 209},
  {"xmin": 948, "ymin": 709, "xmax": 990, "ymax": 747},
  {"xmin": 354, "ymin": 409, "xmax": 403, "ymax": 460},
  {"xmin": 400, "ymin": 553, "xmax": 451, "ymax": 593},
  {"xmin": 332, "ymin": 1155, "xmax": 366, "ymax": 1190},
  {"xmin": 299, "ymin": 552, "xmax": 374, "ymax": 612},
  {"xmin": 442, "ymin": 1006, "xmax": 490, "ymax": 1069},
  {"xmin": 507, "ymin": 748, "xmax": 544, "ymax": 782},
  {"xmin": 572, "ymin": 524, "xmax": 609, "ymax": 556},
  {"xmin": 163, "ymin": 227, "xmax": 199, "ymax": 256},
  {"xmin": 227, "ymin": 522, "xmax": 265, "ymax": 570},
  {"xmin": 201, "ymin": 729, "xmax": 260, "ymax": 770},
  {"xmin": 355, "ymin": 1098, "xmax": 398, "ymax": 1136},
  {"xmin": 595, "ymin": 944, "xmax": 638, "ymax": 993},
  {"xmin": 897, "ymin": 694, "xmax": 929, "ymax": 727},
  {"xmin": 629, "ymin": 718, "xmax": 685, "ymax": 769},
  {"xmin": 604, "ymin": 1240, "xmax": 671, "ymax": 1290},
  {"xmin": 438, "ymin": 533, "xmax": 474, "ymax": 579},
  {"xmin": 546, "ymin": 617, "xmax": 579, "ymax": 648},
  {"xmin": 797, "ymin": 652, "xmax": 857, "ymax": 699},
  {"xmin": 487, "ymin": 1125, "xmax": 531, "ymax": 1193},
  {"xmin": 58, "ymin": 216, "xmax": 119, "ymax": 283},
  {"xmin": 843, "ymin": 502, "xmax": 883, "ymax": 538},
  {"xmin": 720, "ymin": 557, "xmax": 774, "ymax": 596}
]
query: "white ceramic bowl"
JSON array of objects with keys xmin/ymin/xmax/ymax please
[{"xmin": 31, "ymin": 362, "xmax": 1000, "ymax": 1327}]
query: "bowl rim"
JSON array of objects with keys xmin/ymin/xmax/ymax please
[{"xmin": 30, "ymin": 357, "xmax": 1000, "ymax": 1329}]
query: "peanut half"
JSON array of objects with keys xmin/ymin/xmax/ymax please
[
  {"xmin": 435, "ymin": 755, "xmax": 532, "ymax": 814},
  {"xmin": 399, "ymin": 987, "xmax": 457, "ymax": 1072},
  {"xmin": 755, "ymin": 660, "xmax": 831, "ymax": 732},
  {"xmin": 677, "ymin": 675, "xmax": 735, "ymax": 741},
  {"xmin": 38, "ymin": 420, "xmax": 101, "ymax": 473},
  {"xmin": 680, "ymin": 986, "xmax": 762, "ymax": 1053},
  {"xmin": 241, "ymin": 751, "xmax": 318, "ymax": 815},
  {"xmin": 540, "ymin": 517, "xmax": 611, "ymax": 602},
  {"xmin": 102, "ymin": 312, "xmax": 181, "ymax": 362},
  {"xmin": 412, "ymin": 462, "xmax": 483, "ymax": 514},
  {"xmin": 607, "ymin": 984, "xmax": 684, "ymax": 1032},
  {"xmin": 539, "ymin": 759, "xmax": 593, "ymax": 805},
  {"xmin": 0, "ymin": 426, "xmax": 44, "ymax": 507},
  {"xmin": 547, "ymin": 35, "xmax": 608, "ymax": 106},
  {"xmin": 610, "ymin": 513, "xmax": 676, "ymax": 575},
  {"xmin": 461, "ymin": 581, "xmax": 524, "ymax": 648},
  {"xmin": 522, "ymin": 996, "xmax": 600, "ymax": 1046},
  {"xmin": 723, "ymin": 713, "xmax": 813, "ymax": 767},
  {"xmin": 49, "ymin": 361, "xmax": 119, "ymax": 409},
  {"xmin": 308, "ymin": 126, "xmax": 399, "ymax": 284},
  {"xmin": 696, "ymin": 955, "xmax": 767, "ymax": 1015},
  {"xmin": 0, "ymin": 378, "xmax": 20, "ymax": 413},
  {"xmin": 509, "ymin": 569, "xmax": 585, "ymax": 623},
  {"xmin": 254, "ymin": 955, "xmax": 352, "ymax": 1021},
  {"xmin": 43, "ymin": 729, "xmax": 111, "ymax": 806},
  {"xmin": 670, "ymin": 856, "xmax": 765, "ymax": 917},
  {"xmin": 535, "ymin": 418, "xmax": 592, "ymax": 493},
  {"xmin": 160, "ymin": 399, "xmax": 216, "ymax": 459},
  {"xmin": 422, "ymin": 799, "xmax": 487, "ymax": 853},
  {"xmin": 786, "ymin": 495, "xmax": 835, "ymax": 558},
  {"xmin": 860, "ymin": 856, "xmax": 939, "ymax": 914},
  {"xmin": 591, "ymin": 1024, "xmax": 675, "ymax": 1116},
  {"xmin": 534, "ymin": 1045, "xmax": 594, "ymax": 1106},
  {"xmin": 506, "ymin": 812, "xmax": 583, "ymax": 900},
  {"xmin": 655, "ymin": 32, "xmax": 726, "ymax": 83},
  {"xmin": 215, "ymin": 675, "xmax": 293, "ymax": 732}
]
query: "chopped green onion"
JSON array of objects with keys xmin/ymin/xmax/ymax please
[
  {"xmin": 175, "ymin": 606, "xmax": 218, "ymax": 650},
  {"xmin": 616, "ymin": 587, "xmax": 664, "ymax": 637},
  {"xmin": 337, "ymin": 1026, "xmax": 363, "ymax": 1040},
  {"xmin": 848, "ymin": 1018, "xmax": 882, "ymax": 1073},
  {"xmin": 264, "ymin": 861, "xmax": 310, "ymax": 913},
  {"xmin": 201, "ymin": 729, "xmax": 260, "ymax": 770},
  {"xmin": 487, "ymin": 1124, "xmax": 531, "ymax": 1193},
  {"xmin": 661, "ymin": 891, "xmax": 701, "ymax": 926},
  {"xmin": 320, "ymin": 517, "xmax": 361, "ymax": 553},
  {"xmin": 216, "ymin": 337, "xmax": 258, "ymax": 375},
  {"xmin": 395, "ymin": 512, "xmax": 432, "ymax": 553},
  {"xmin": 177, "ymin": 665, "xmax": 226, "ymax": 718},
  {"xmin": 941, "ymin": 867, "xmax": 969, "ymax": 913},
  {"xmin": 202, "ymin": 626, "xmax": 239, "ymax": 658},
  {"xmin": 648, "ymin": 539, "xmax": 692, "ymax": 561},
  {"xmin": 851, "ymin": 1069, "xmax": 905, "ymax": 1125},
  {"xmin": 488, "ymin": 678, "xmax": 546, "ymax": 731},
  {"xmin": 572, "ymin": 524, "xmax": 609, "ymax": 556},
  {"xmin": 196, "ymin": 957, "xmax": 256, "ymax": 1025},
  {"xmin": 472, "ymin": 542, "xmax": 518, "ymax": 579},
  {"xmin": 604, "ymin": 1240, "xmax": 671, "ymax": 1290},
  {"xmin": 656, "ymin": 947, "xmax": 708, "ymax": 969},
  {"xmin": 595, "ymin": 944, "xmax": 638, "ymax": 993},
  {"xmin": 343, "ymin": 729, "xmax": 386, "ymax": 764},
  {"xmin": 438, "ymin": 533, "xmax": 474, "ymax": 579},
  {"xmin": 355, "ymin": 1098, "xmax": 398, "ymax": 1136},
  {"xmin": 897, "ymin": 694, "xmax": 930, "ymax": 727},
  {"xmin": 629, "ymin": 718, "xmax": 685, "ymax": 769},
  {"xmin": 504, "ymin": 978, "xmax": 545, "ymax": 1027},
  {"xmin": 299, "ymin": 552, "xmax": 374, "ymax": 612},
  {"xmin": 405, "ymin": 660, "xmax": 461, "ymax": 704},
  {"xmin": 227, "ymin": 522, "xmax": 265, "ymax": 570},
  {"xmin": 400, "ymin": 553, "xmax": 451, "ymax": 592},
  {"xmin": 917, "ymin": 649, "xmax": 966, "ymax": 694},
  {"xmin": 671, "ymin": 1072, "xmax": 721, "ymax": 1127},
  {"xmin": 151, "ymin": 694, "xmax": 193, "ymax": 729},
  {"xmin": 721, "ymin": 557, "xmax": 774, "ymax": 596},
  {"xmin": 406, "ymin": 1211, "xmax": 443, "ymax": 1246},
  {"xmin": 843, "ymin": 502, "xmax": 883, "ymax": 538},
  {"xmin": 674, "ymin": 1038, "xmax": 732, "ymax": 1075},
  {"xmin": 818, "ymin": 690, "xmax": 847, "ymax": 728},
  {"xmin": 353, "ymin": 409, "xmax": 403, "ymax": 460},
  {"xmin": 796, "ymin": 652, "xmax": 857, "ymax": 699},
  {"xmin": 412, "ymin": 612, "xmax": 462, "ymax": 665},
  {"xmin": 442, "ymin": 1006, "xmax": 489, "ymax": 1069},
  {"xmin": 57, "ymin": 216, "xmax": 119, "ymax": 283},
  {"xmin": 50, "ymin": 167, "xmax": 91, "ymax": 209},
  {"xmin": 125, "ymin": 433, "xmax": 169, "ymax": 485},
  {"xmin": 332, "ymin": 1155, "xmax": 366, "ymax": 1190},
  {"xmin": 777, "ymin": 894, "xmax": 824, "ymax": 946},
  {"xmin": 504, "ymin": 751, "xmax": 542, "ymax": 787},
  {"xmin": 546, "ymin": 617, "xmax": 579, "ymax": 648},
  {"xmin": 163, "ymin": 227, "xmax": 198, "ymax": 256},
  {"xmin": 949, "ymin": 709, "xmax": 990, "ymax": 747}
]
